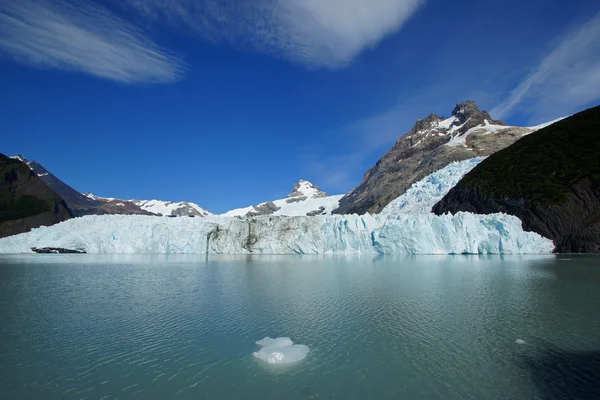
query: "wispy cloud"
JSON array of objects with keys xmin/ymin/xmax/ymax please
[
  {"xmin": 492, "ymin": 10, "xmax": 600, "ymax": 121},
  {"xmin": 121, "ymin": 0, "xmax": 424, "ymax": 68},
  {"xmin": 0, "ymin": 0, "xmax": 185, "ymax": 84}
]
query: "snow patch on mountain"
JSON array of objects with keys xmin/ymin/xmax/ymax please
[
  {"xmin": 82, "ymin": 193, "xmax": 117, "ymax": 201},
  {"xmin": 133, "ymin": 199, "xmax": 212, "ymax": 217},
  {"xmin": 287, "ymin": 179, "xmax": 328, "ymax": 198},
  {"xmin": 223, "ymin": 180, "xmax": 342, "ymax": 217},
  {"xmin": 527, "ymin": 117, "xmax": 567, "ymax": 131},
  {"xmin": 446, "ymin": 120, "xmax": 512, "ymax": 147},
  {"xmin": 9, "ymin": 154, "xmax": 31, "ymax": 166}
]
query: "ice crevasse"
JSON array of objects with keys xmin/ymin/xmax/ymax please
[{"xmin": 0, "ymin": 158, "xmax": 555, "ymax": 255}]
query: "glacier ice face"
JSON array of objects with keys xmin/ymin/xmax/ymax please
[
  {"xmin": 0, "ymin": 157, "xmax": 556, "ymax": 255},
  {"xmin": 253, "ymin": 337, "xmax": 309, "ymax": 364},
  {"xmin": 0, "ymin": 212, "xmax": 554, "ymax": 254},
  {"xmin": 373, "ymin": 213, "xmax": 553, "ymax": 254},
  {"xmin": 381, "ymin": 157, "xmax": 485, "ymax": 215}
]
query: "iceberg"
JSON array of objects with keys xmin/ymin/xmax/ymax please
[{"xmin": 253, "ymin": 337, "xmax": 309, "ymax": 364}]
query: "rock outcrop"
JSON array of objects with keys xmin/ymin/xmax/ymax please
[
  {"xmin": 433, "ymin": 105, "xmax": 600, "ymax": 253},
  {"xmin": 333, "ymin": 100, "xmax": 531, "ymax": 215}
]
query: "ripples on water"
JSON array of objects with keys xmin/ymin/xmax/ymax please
[{"xmin": 0, "ymin": 254, "xmax": 599, "ymax": 399}]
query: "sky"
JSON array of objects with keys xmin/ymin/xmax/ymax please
[{"xmin": 1, "ymin": 0, "xmax": 599, "ymax": 213}]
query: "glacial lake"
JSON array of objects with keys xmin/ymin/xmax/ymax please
[{"xmin": 1, "ymin": 254, "xmax": 599, "ymax": 400}]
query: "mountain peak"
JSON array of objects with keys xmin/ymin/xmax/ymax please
[
  {"xmin": 451, "ymin": 100, "xmax": 505, "ymax": 128},
  {"xmin": 287, "ymin": 180, "xmax": 328, "ymax": 199},
  {"xmin": 10, "ymin": 154, "xmax": 31, "ymax": 166}
]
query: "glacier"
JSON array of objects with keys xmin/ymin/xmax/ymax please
[
  {"xmin": 381, "ymin": 157, "xmax": 485, "ymax": 215},
  {"xmin": 0, "ymin": 157, "xmax": 555, "ymax": 255},
  {"xmin": 0, "ymin": 212, "xmax": 553, "ymax": 254},
  {"xmin": 253, "ymin": 337, "xmax": 310, "ymax": 364}
]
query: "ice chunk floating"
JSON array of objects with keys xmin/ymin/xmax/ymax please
[{"xmin": 253, "ymin": 337, "xmax": 310, "ymax": 364}]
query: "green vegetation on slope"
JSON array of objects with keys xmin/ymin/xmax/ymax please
[
  {"xmin": 456, "ymin": 105, "xmax": 600, "ymax": 204},
  {"xmin": 0, "ymin": 155, "xmax": 51, "ymax": 222},
  {"xmin": 0, "ymin": 195, "xmax": 50, "ymax": 222}
]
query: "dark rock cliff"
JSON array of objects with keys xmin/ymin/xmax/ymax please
[
  {"xmin": 433, "ymin": 105, "xmax": 600, "ymax": 253},
  {"xmin": 0, "ymin": 154, "xmax": 73, "ymax": 238}
]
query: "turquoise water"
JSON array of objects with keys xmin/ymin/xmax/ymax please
[{"xmin": 1, "ymin": 254, "xmax": 599, "ymax": 399}]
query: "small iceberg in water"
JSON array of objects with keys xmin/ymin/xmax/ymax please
[
  {"xmin": 253, "ymin": 337, "xmax": 309, "ymax": 364},
  {"xmin": 516, "ymin": 339, "xmax": 526, "ymax": 345}
]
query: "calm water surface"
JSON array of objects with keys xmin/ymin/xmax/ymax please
[{"xmin": 1, "ymin": 254, "xmax": 599, "ymax": 399}]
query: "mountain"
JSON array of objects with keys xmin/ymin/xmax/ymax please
[
  {"xmin": 131, "ymin": 199, "xmax": 212, "ymax": 217},
  {"xmin": 11, "ymin": 155, "xmax": 155, "ymax": 217},
  {"xmin": 10, "ymin": 155, "xmax": 212, "ymax": 218},
  {"xmin": 223, "ymin": 180, "xmax": 343, "ymax": 217},
  {"xmin": 433, "ymin": 105, "xmax": 600, "ymax": 253},
  {"xmin": 11, "ymin": 155, "xmax": 100, "ymax": 212},
  {"xmin": 0, "ymin": 152, "xmax": 555, "ymax": 254},
  {"xmin": 0, "ymin": 153, "xmax": 73, "ymax": 238},
  {"xmin": 333, "ymin": 100, "xmax": 549, "ymax": 215}
]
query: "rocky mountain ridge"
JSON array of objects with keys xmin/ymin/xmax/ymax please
[
  {"xmin": 11, "ymin": 155, "xmax": 156, "ymax": 217},
  {"xmin": 1, "ymin": 154, "xmax": 73, "ymax": 238},
  {"xmin": 11, "ymin": 155, "xmax": 212, "ymax": 218},
  {"xmin": 333, "ymin": 100, "xmax": 539, "ymax": 215}
]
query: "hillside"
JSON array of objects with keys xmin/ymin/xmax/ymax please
[
  {"xmin": 433, "ymin": 105, "xmax": 600, "ymax": 252},
  {"xmin": 0, "ymin": 153, "xmax": 73, "ymax": 238},
  {"xmin": 333, "ymin": 101, "xmax": 541, "ymax": 215},
  {"xmin": 12, "ymin": 155, "xmax": 158, "ymax": 217}
]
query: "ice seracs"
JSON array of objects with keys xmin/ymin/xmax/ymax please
[
  {"xmin": 381, "ymin": 157, "xmax": 485, "ymax": 215},
  {"xmin": 0, "ymin": 212, "xmax": 554, "ymax": 254},
  {"xmin": 253, "ymin": 337, "xmax": 309, "ymax": 364}
]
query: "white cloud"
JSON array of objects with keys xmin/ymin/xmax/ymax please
[
  {"xmin": 492, "ymin": 10, "xmax": 600, "ymax": 121},
  {"xmin": 121, "ymin": 0, "xmax": 424, "ymax": 68},
  {"xmin": 0, "ymin": 0, "xmax": 185, "ymax": 84}
]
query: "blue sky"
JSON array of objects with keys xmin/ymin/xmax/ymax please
[{"xmin": 1, "ymin": 0, "xmax": 599, "ymax": 213}]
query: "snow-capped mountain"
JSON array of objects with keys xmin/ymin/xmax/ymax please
[
  {"xmin": 223, "ymin": 180, "xmax": 343, "ymax": 217},
  {"xmin": 81, "ymin": 193, "xmax": 212, "ymax": 217},
  {"xmin": 132, "ymin": 199, "xmax": 212, "ymax": 217},
  {"xmin": 11, "ymin": 155, "xmax": 211, "ymax": 217},
  {"xmin": 334, "ymin": 101, "xmax": 563, "ymax": 215},
  {"xmin": 8, "ymin": 155, "xmax": 153, "ymax": 216}
]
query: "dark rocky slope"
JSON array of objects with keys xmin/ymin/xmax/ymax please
[
  {"xmin": 334, "ymin": 101, "xmax": 532, "ymax": 215},
  {"xmin": 0, "ymin": 154, "xmax": 73, "ymax": 238},
  {"xmin": 433, "ymin": 105, "xmax": 600, "ymax": 253},
  {"xmin": 12, "ymin": 155, "xmax": 155, "ymax": 217}
]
